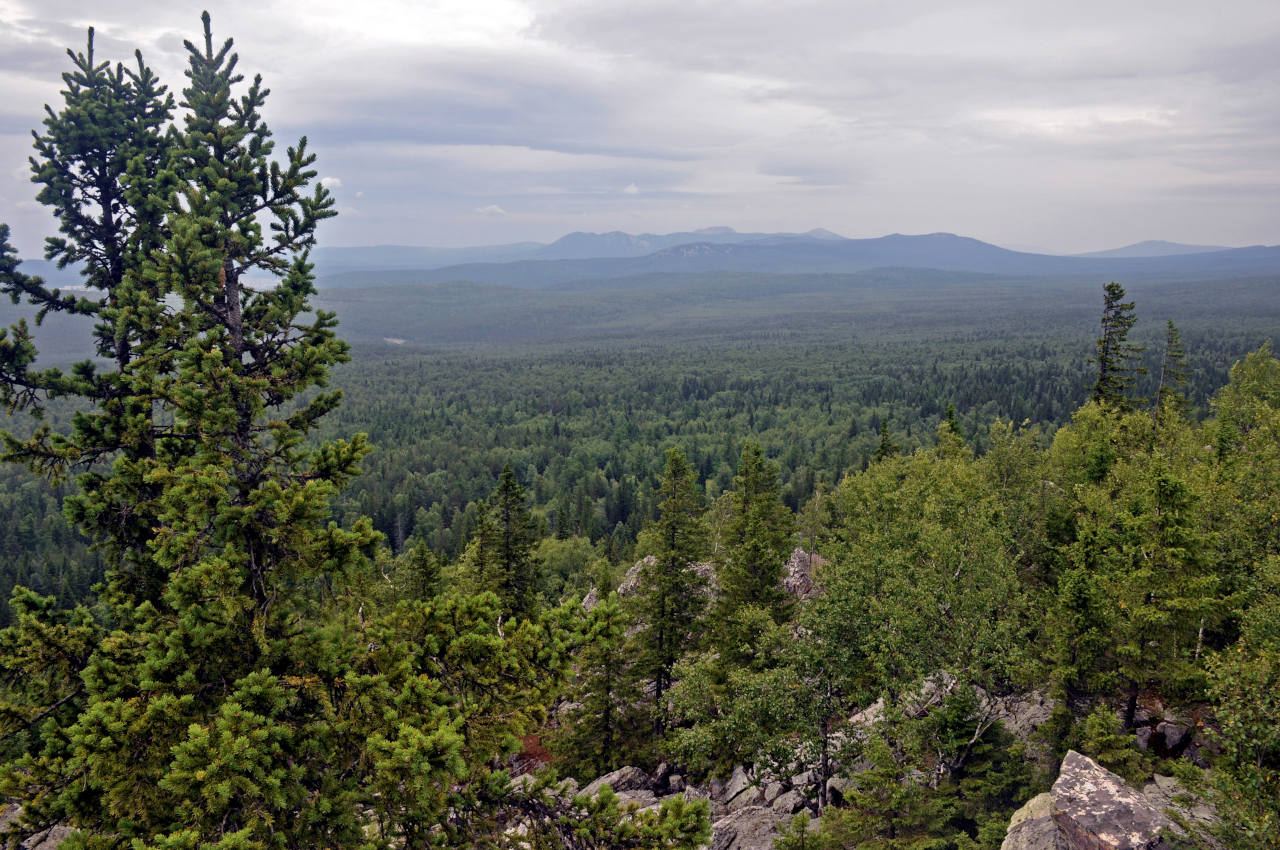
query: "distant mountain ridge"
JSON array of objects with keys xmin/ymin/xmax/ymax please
[
  {"xmin": 1075, "ymin": 240, "xmax": 1234, "ymax": 258},
  {"xmin": 311, "ymin": 227, "xmax": 840, "ymax": 274},
  {"xmin": 316, "ymin": 231, "xmax": 1280, "ymax": 290}
]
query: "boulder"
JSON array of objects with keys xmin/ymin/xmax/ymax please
[
  {"xmin": 1134, "ymin": 727, "xmax": 1153, "ymax": 752},
  {"xmin": 1141, "ymin": 775, "xmax": 1219, "ymax": 833},
  {"xmin": 615, "ymin": 789, "xmax": 657, "ymax": 810},
  {"xmin": 1155, "ymin": 722, "xmax": 1188, "ymax": 754},
  {"xmin": 990, "ymin": 689, "xmax": 1057, "ymax": 742},
  {"xmin": 1049, "ymin": 751, "xmax": 1179, "ymax": 850},
  {"xmin": 783, "ymin": 548, "xmax": 823, "ymax": 599},
  {"xmin": 1002, "ymin": 793, "xmax": 1069, "ymax": 850},
  {"xmin": 710, "ymin": 805, "xmax": 784, "ymax": 850},
  {"xmin": 772, "ymin": 789, "xmax": 807, "ymax": 815},
  {"xmin": 582, "ymin": 765, "xmax": 651, "ymax": 797},
  {"xmin": 1001, "ymin": 751, "xmax": 1194, "ymax": 850},
  {"xmin": 0, "ymin": 805, "xmax": 70, "ymax": 849},
  {"xmin": 723, "ymin": 765, "xmax": 753, "ymax": 805}
]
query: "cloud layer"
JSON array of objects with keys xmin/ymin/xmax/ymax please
[{"xmin": 1, "ymin": 0, "xmax": 1278, "ymax": 252}]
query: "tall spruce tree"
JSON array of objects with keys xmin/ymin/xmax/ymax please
[
  {"xmin": 1154, "ymin": 319, "xmax": 1190, "ymax": 425},
  {"xmin": 491, "ymin": 464, "xmax": 538, "ymax": 619},
  {"xmin": 629, "ymin": 447, "xmax": 709, "ymax": 734},
  {"xmin": 714, "ymin": 442, "xmax": 795, "ymax": 662},
  {"xmin": 1090, "ymin": 282, "xmax": 1145, "ymax": 410}
]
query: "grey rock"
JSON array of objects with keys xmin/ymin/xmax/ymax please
[
  {"xmin": 783, "ymin": 548, "xmax": 823, "ymax": 599},
  {"xmin": 582, "ymin": 765, "xmax": 651, "ymax": 797},
  {"xmin": 1, "ymin": 805, "xmax": 70, "ymax": 849},
  {"xmin": 1156, "ymin": 721, "xmax": 1188, "ymax": 753},
  {"xmin": 1142, "ymin": 775, "xmax": 1220, "ymax": 832},
  {"xmin": 668, "ymin": 774, "xmax": 686, "ymax": 793},
  {"xmin": 1050, "ymin": 751, "xmax": 1179, "ymax": 849},
  {"xmin": 711, "ymin": 805, "xmax": 784, "ymax": 850},
  {"xmin": 615, "ymin": 790, "xmax": 657, "ymax": 809},
  {"xmin": 772, "ymin": 789, "xmax": 807, "ymax": 815},
  {"xmin": 724, "ymin": 765, "xmax": 753, "ymax": 804},
  {"xmin": 990, "ymin": 689, "xmax": 1058, "ymax": 742},
  {"xmin": 762, "ymin": 781, "xmax": 785, "ymax": 805},
  {"xmin": 826, "ymin": 775, "xmax": 854, "ymax": 806},
  {"xmin": 1134, "ymin": 727, "xmax": 1153, "ymax": 752},
  {"xmin": 790, "ymin": 769, "xmax": 813, "ymax": 789},
  {"xmin": 1001, "ymin": 793, "xmax": 1068, "ymax": 850}
]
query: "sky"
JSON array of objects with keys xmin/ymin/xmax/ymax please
[{"xmin": 1, "ymin": 0, "xmax": 1278, "ymax": 254}]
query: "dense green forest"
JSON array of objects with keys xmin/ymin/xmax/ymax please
[
  {"xmin": 5, "ymin": 273, "xmax": 1277, "ymax": 618},
  {"xmin": 1, "ymin": 14, "xmax": 1278, "ymax": 850}
]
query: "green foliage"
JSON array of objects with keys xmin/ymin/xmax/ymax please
[
  {"xmin": 1155, "ymin": 320, "xmax": 1191, "ymax": 425},
  {"xmin": 1091, "ymin": 282, "xmax": 1145, "ymax": 410},
  {"xmin": 551, "ymin": 593, "xmax": 642, "ymax": 780},
  {"xmin": 1072, "ymin": 705, "xmax": 1153, "ymax": 786},
  {"xmin": 1207, "ymin": 555, "xmax": 1280, "ymax": 848},
  {"xmin": 713, "ymin": 441, "xmax": 795, "ymax": 663},
  {"xmin": 0, "ymin": 16, "xmax": 716, "ymax": 849},
  {"xmin": 627, "ymin": 447, "xmax": 710, "ymax": 734}
]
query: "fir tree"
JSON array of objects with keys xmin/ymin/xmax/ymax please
[{"xmin": 1090, "ymin": 281, "xmax": 1145, "ymax": 410}]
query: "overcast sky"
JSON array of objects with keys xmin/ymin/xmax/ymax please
[{"xmin": 2, "ymin": 0, "xmax": 1278, "ymax": 254}]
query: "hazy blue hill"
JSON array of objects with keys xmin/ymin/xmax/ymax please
[
  {"xmin": 531, "ymin": 228, "xmax": 771, "ymax": 259},
  {"xmin": 1075, "ymin": 239, "xmax": 1232, "ymax": 258},
  {"xmin": 317, "ymin": 232, "xmax": 1280, "ymax": 290},
  {"xmin": 311, "ymin": 242, "xmax": 544, "ymax": 276},
  {"xmin": 310, "ymin": 228, "xmax": 820, "ymax": 276}
]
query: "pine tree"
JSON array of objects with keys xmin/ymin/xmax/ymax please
[
  {"xmin": 1090, "ymin": 282, "xmax": 1145, "ymax": 410},
  {"xmin": 1, "ymin": 16, "xmax": 369, "ymax": 846},
  {"xmin": 2, "ymin": 30, "xmax": 175, "ymax": 607},
  {"xmin": 629, "ymin": 447, "xmax": 709, "ymax": 734},
  {"xmin": 0, "ymin": 18, "xmax": 711, "ymax": 847}
]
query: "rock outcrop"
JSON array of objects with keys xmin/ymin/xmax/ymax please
[
  {"xmin": 1001, "ymin": 751, "xmax": 1192, "ymax": 850},
  {"xmin": 586, "ymin": 549, "xmax": 822, "ymax": 611}
]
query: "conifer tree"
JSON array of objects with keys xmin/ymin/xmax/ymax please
[
  {"xmin": 553, "ymin": 592, "xmax": 640, "ymax": 779},
  {"xmin": 629, "ymin": 447, "xmax": 709, "ymax": 733},
  {"xmin": 1154, "ymin": 319, "xmax": 1190, "ymax": 425},
  {"xmin": 873, "ymin": 418, "xmax": 900, "ymax": 461},
  {"xmin": 2, "ymin": 30, "xmax": 175, "ymax": 606},
  {"xmin": 492, "ymin": 464, "xmax": 538, "ymax": 618},
  {"xmin": 1090, "ymin": 282, "xmax": 1145, "ymax": 410},
  {"xmin": 714, "ymin": 442, "xmax": 795, "ymax": 661},
  {"xmin": 0, "ymin": 18, "xmax": 713, "ymax": 848}
]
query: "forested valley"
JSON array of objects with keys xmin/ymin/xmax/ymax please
[{"xmin": 1, "ymin": 13, "xmax": 1279, "ymax": 850}]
